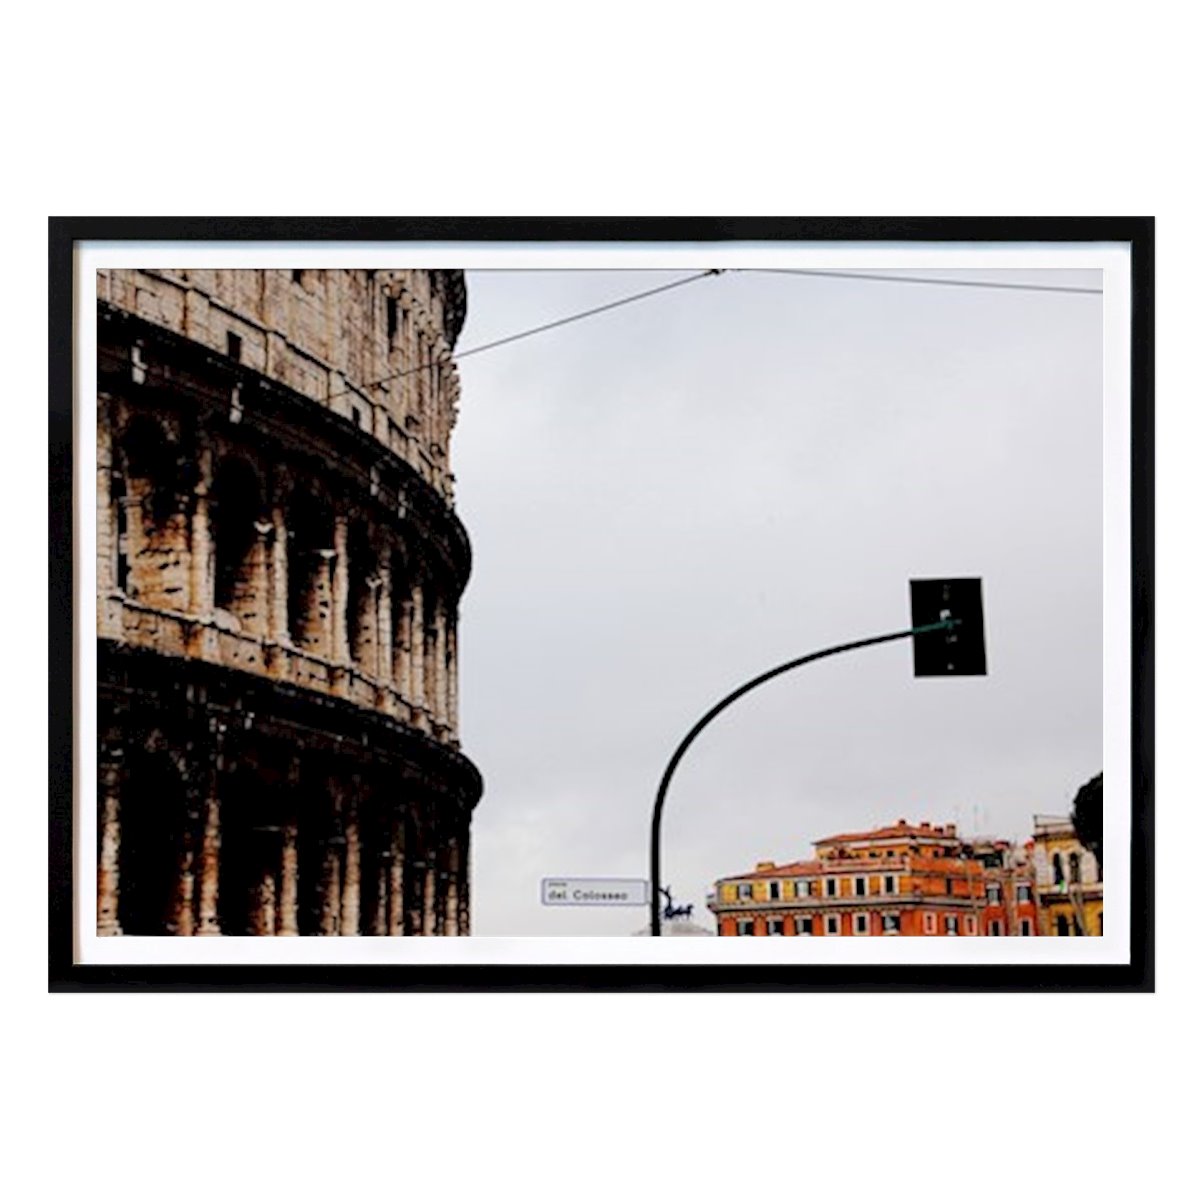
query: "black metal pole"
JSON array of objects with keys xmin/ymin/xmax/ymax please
[{"xmin": 649, "ymin": 619, "xmax": 958, "ymax": 935}]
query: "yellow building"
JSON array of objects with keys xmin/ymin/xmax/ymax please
[{"xmin": 1030, "ymin": 816, "xmax": 1103, "ymax": 936}]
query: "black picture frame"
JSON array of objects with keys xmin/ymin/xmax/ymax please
[{"xmin": 49, "ymin": 216, "xmax": 1154, "ymax": 991}]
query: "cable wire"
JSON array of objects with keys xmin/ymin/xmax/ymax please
[
  {"xmin": 736, "ymin": 267, "xmax": 1102, "ymax": 295},
  {"xmin": 329, "ymin": 269, "xmax": 724, "ymax": 402}
]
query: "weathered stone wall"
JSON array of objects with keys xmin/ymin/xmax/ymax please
[
  {"xmin": 96, "ymin": 269, "xmax": 479, "ymax": 936},
  {"xmin": 96, "ymin": 268, "xmax": 466, "ymax": 500}
]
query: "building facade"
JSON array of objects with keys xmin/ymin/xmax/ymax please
[
  {"xmin": 707, "ymin": 820, "xmax": 1040, "ymax": 936},
  {"xmin": 1030, "ymin": 816, "xmax": 1103, "ymax": 936},
  {"xmin": 96, "ymin": 268, "xmax": 482, "ymax": 936}
]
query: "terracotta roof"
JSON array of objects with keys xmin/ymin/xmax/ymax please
[
  {"xmin": 717, "ymin": 859, "xmax": 823, "ymax": 882},
  {"xmin": 813, "ymin": 822, "xmax": 959, "ymax": 844}
]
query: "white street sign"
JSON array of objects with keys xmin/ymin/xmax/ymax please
[{"xmin": 541, "ymin": 878, "xmax": 649, "ymax": 907}]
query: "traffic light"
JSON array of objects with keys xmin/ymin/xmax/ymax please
[{"xmin": 909, "ymin": 577, "xmax": 987, "ymax": 677}]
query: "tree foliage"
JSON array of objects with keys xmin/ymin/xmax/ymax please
[{"xmin": 1071, "ymin": 772, "xmax": 1103, "ymax": 870}]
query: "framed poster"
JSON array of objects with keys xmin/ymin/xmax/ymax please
[{"xmin": 49, "ymin": 217, "xmax": 1152, "ymax": 990}]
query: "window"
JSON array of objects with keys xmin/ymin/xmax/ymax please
[
  {"xmin": 854, "ymin": 876, "xmax": 867, "ymax": 897},
  {"xmin": 824, "ymin": 877, "xmax": 838, "ymax": 898},
  {"xmin": 1056, "ymin": 914, "xmax": 1070, "ymax": 937},
  {"xmin": 923, "ymin": 912, "xmax": 937, "ymax": 935},
  {"xmin": 793, "ymin": 880, "xmax": 808, "ymax": 899},
  {"xmin": 883, "ymin": 875, "xmax": 897, "ymax": 895},
  {"xmin": 965, "ymin": 915, "xmax": 977, "ymax": 936},
  {"xmin": 737, "ymin": 883, "xmax": 752, "ymax": 901},
  {"xmin": 767, "ymin": 918, "xmax": 785, "ymax": 936},
  {"xmin": 1069, "ymin": 852, "xmax": 1081, "ymax": 884},
  {"xmin": 1019, "ymin": 918, "xmax": 1033, "ymax": 937},
  {"xmin": 946, "ymin": 915, "xmax": 959, "ymax": 936},
  {"xmin": 386, "ymin": 296, "xmax": 399, "ymax": 347},
  {"xmin": 988, "ymin": 920, "xmax": 1002, "ymax": 936},
  {"xmin": 853, "ymin": 913, "xmax": 870, "ymax": 935},
  {"xmin": 291, "ymin": 269, "xmax": 304, "ymax": 284},
  {"xmin": 736, "ymin": 919, "xmax": 754, "ymax": 936},
  {"xmin": 882, "ymin": 913, "xmax": 900, "ymax": 934},
  {"xmin": 824, "ymin": 914, "xmax": 841, "ymax": 935},
  {"xmin": 768, "ymin": 880, "xmax": 781, "ymax": 901},
  {"xmin": 986, "ymin": 883, "xmax": 1002, "ymax": 905},
  {"xmin": 1017, "ymin": 883, "xmax": 1032, "ymax": 904},
  {"xmin": 1052, "ymin": 853, "xmax": 1064, "ymax": 885},
  {"xmin": 797, "ymin": 916, "xmax": 814, "ymax": 936},
  {"xmin": 945, "ymin": 878, "xmax": 954, "ymax": 895},
  {"xmin": 226, "ymin": 331, "xmax": 242, "ymax": 362}
]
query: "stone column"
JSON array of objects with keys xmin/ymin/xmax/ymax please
[
  {"xmin": 319, "ymin": 841, "xmax": 342, "ymax": 937},
  {"xmin": 196, "ymin": 740, "xmax": 223, "ymax": 936},
  {"xmin": 431, "ymin": 599, "xmax": 448, "ymax": 729},
  {"xmin": 410, "ymin": 584, "xmax": 426, "ymax": 722},
  {"xmin": 251, "ymin": 522, "xmax": 272, "ymax": 637},
  {"xmin": 252, "ymin": 854, "xmax": 277, "ymax": 937},
  {"xmin": 190, "ymin": 442, "xmax": 213, "ymax": 619},
  {"xmin": 270, "ymin": 501, "xmax": 288, "ymax": 643},
  {"xmin": 340, "ymin": 790, "xmax": 360, "ymax": 936},
  {"xmin": 376, "ymin": 544, "xmax": 393, "ymax": 686},
  {"xmin": 396, "ymin": 596, "xmax": 414, "ymax": 705},
  {"xmin": 169, "ymin": 790, "xmax": 196, "ymax": 938},
  {"xmin": 422, "ymin": 854, "xmax": 437, "ymax": 936},
  {"xmin": 121, "ymin": 494, "xmax": 145, "ymax": 601},
  {"xmin": 444, "ymin": 836, "xmax": 460, "ymax": 937},
  {"xmin": 446, "ymin": 615, "xmax": 459, "ymax": 736},
  {"xmin": 458, "ymin": 828, "xmax": 471, "ymax": 937},
  {"xmin": 96, "ymin": 405, "xmax": 117, "ymax": 633},
  {"xmin": 278, "ymin": 820, "xmax": 299, "ymax": 936},
  {"xmin": 97, "ymin": 749, "xmax": 123, "ymax": 936},
  {"xmin": 387, "ymin": 815, "xmax": 405, "ymax": 936},
  {"xmin": 317, "ymin": 549, "xmax": 336, "ymax": 659},
  {"xmin": 331, "ymin": 513, "xmax": 350, "ymax": 663}
]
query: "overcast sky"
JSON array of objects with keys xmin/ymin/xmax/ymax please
[{"xmin": 450, "ymin": 266, "xmax": 1103, "ymax": 935}]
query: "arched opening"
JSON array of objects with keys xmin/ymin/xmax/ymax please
[
  {"xmin": 217, "ymin": 763, "xmax": 285, "ymax": 935},
  {"xmin": 115, "ymin": 744, "xmax": 189, "ymax": 935},
  {"xmin": 211, "ymin": 456, "xmax": 266, "ymax": 634},
  {"xmin": 117, "ymin": 415, "xmax": 192, "ymax": 610},
  {"xmin": 347, "ymin": 520, "xmax": 380, "ymax": 674},
  {"xmin": 1068, "ymin": 851, "xmax": 1081, "ymax": 884},
  {"xmin": 1056, "ymin": 913, "xmax": 1071, "ymax": 937},
  {"xmin": 1052, "ymin": 852, "xmax": 1064, "ymax": 886},
  {"xmin": 287, "ymin": 489, "xmax": 335, "ymax": 656}
]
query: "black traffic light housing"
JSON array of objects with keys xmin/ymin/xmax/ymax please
[{"xmin": 909, "ymin": 577, "xmax": 987, "ymax": 677}]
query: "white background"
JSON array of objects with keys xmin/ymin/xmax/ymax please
[{"xmin": 6, "ymin": 3, "xmax": 1193, "ymax": 1199}]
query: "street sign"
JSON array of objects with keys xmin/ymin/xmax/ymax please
[
  {"xmin": 541, "ymin": 878, "xmax": 649, "ymax": 906},
  {"xmin": 909, "ymin": 577, "xmax": 987, "ymax": 677}
]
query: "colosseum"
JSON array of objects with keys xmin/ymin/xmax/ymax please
[{"xmin": 96, "ymin": 268, "xmax": 482, "ymax": 936}]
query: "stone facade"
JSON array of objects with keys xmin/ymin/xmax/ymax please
[{"xmin": 96, "ymin": 269, "xmax": 481, "ymax": 936}]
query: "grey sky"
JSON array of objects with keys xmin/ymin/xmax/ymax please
[{"xmin": 451, "ymin": 267, "xmax": 1103, "ymax": 935}]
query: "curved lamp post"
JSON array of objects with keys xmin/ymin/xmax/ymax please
[{"xmin": 649, "ymin": 579, "xmax": 986, "ymax": 935}]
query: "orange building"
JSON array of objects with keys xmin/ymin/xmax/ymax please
[{"xmin": 708, "ymin": 819, "xmax": 1039, "ymax": 936}]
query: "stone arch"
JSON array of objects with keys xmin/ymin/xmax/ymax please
[
  {"xmin": 115, "ymin": 736, "xmax": 190, "ymax": 935},
  {"xmin": 115, "ymin": 413, "xmax": 193, "ymax": 609},
  {"xmin": 217, "ymin": 755, "xmax": 287, "ymax": 936},
  {"xmin": 210, "ymin": 455, "xmax": 267, "ymax": 634},
  {"xmin": 347, "ymin": 516, "xmax": 381, "ymax": 675},
  {"xmin": 286, "ymin": 486, "xmax": 336, "ymax": 656}
]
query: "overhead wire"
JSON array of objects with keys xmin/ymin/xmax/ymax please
[
  {"xmin": 328, "ymin": 264, "xmax": 1100, "ymax": 400},
  {"xmin": 329, "ymin": 269, "xmax": 724, "ymax": 402}
]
